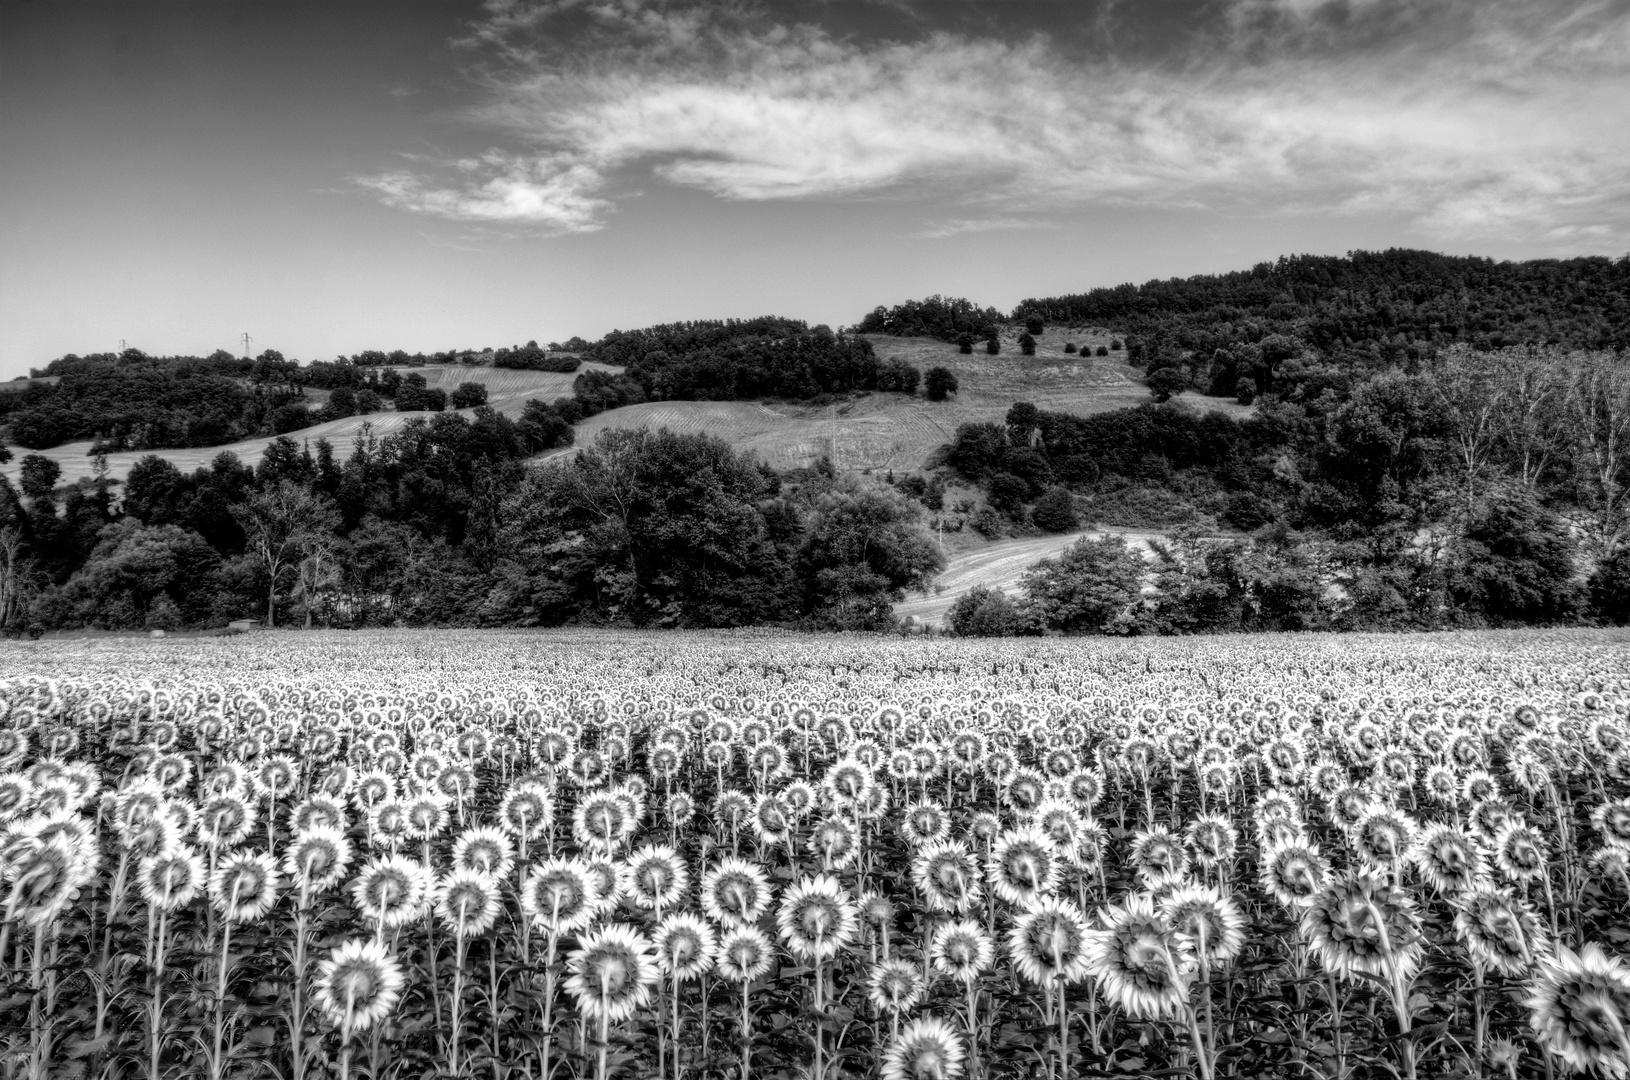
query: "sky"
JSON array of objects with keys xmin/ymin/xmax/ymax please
[{"xmin": 2, "ymin": 0, "xmax": 1627, "ymax": 377}]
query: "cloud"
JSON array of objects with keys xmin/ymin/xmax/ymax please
[{"xmin": 359, "ymin": 0, "xmax": 1630, "ymax": 244}]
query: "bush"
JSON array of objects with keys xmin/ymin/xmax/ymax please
[
  {"xmin": 947, "ymin": 585, "xmax": 1033, "ymax": 636},
  {"xmin": 1096, "ymin": 345, "xmax": 1109, "ymax": 357},
  {"xmin": 1223, "ymin": 491, "xmax": 1275, "ymax": 531},
  {"xmin": 450, "ymin": 382, "xmax": 488, "ymax": 409},
  {"xmin": 1018, "ymin": 333, "xmax": 1037, "ymax": 357},
  {"xmin": 1235, "ymin": 378, "xmax": 1257, "ymax": 405},
  {"xmin": 924, "ymin": 367, "xmax": 959, "ymax": 401},
  {"xmin": 1110, "ymin": 339, "xmax": 1123, "ymax": 350},
  {"xmin": 1064, "ymin": 343, "xmax": 1077, "ymax": 354},
  {"xmin": 1025, "ymin": 315, "xmax": 1044, "ymax": 335},
  {"xmin": 970, "ymin": 506, "xmax": 1005, "ymax": 538},
  {"xmin": 985, "ymin": 338, "xmax": 1000, "ymax": 355},
  {"xmin": 956, "ymin": 333, "xmax": 974, "ymax": 355},
  {"xmin": 876, "ymin": 357, "xmax": 921, "ymax": 394},
  {"xmin": 1031, "ymin": 486, "xmax": 1078, "ymax": 532}
]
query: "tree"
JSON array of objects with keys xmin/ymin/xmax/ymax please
[
  {"xmin": 985, "ymin": 338, "xmax": 1000, "ymax": 355},
  {"xmin": 948, "ymin": 585, "xmax": 1033, "ymax": 636},
  {"xmin": 1563, "ymin": 350, "xmax": 1630, "ymax": 557},
  {"xmin": 956, "ymin": 333, "xmax": 974, "ymax": 355},
  {"xmin": 987, "ymin": 472, "xmax": 1028, "ymax": 516},
  {"xmin": 1018, "ymin": 333, "xmax": 1037, "ymax": 356},
  {"xmin": 451, "ymin": 382, "xmax": 489, "ymax": 409},
  {"xmin": 1590, "ymin": 545, "xmax": 1630, "ymax": 624},
  {"xmin": 1025, "ymin": 315, "xmax": 1044, "ymax": 336},
  {"xmin": 1148, "ymin": 368, "xmax": 1187, "ymax": 402},
  {"xmin": 1429, "ymin": 346, "xmax": 1506, "ymax": 516},
  {"xmin": 1064, "ymin": 343, "xmax": 1077, "ymax": 354},
  {"xmin": 1451, "ymin": 490, "xmax": 1579, "ymax": 623},
  {"xmin": 924, "ymin": 367, "xmax": 959, "ymax": 401},
  {"xmin": 57, "ymin": 520, "xmax": 219, "ymax": 628},
  {"xmin": 1022, "ymin": 535, "xmax": 1144, "ymax": 633},
  {"xmin": 231, "ymin": 480, "xmax": 341, "ymax": 627},
  {"xmin": 799, "ymin": 476, "xmax": 943, "ymax": 628},
  {"xmin": 1031, "ymin": 486, "xmax": 1078, "ymax": 532},
  {"xmin": 19, "ymin": 455, "xmax": 59, "ymax": 504}
]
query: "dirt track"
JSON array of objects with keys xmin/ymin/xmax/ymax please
[{"xmin": 894, "ymin": 528, "xmax": 1165, "ymax": 628}]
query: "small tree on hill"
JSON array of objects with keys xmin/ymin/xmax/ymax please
[
  {"xmin": 1148, "ymin": 368, "xmax": 1187, "ymax": 402},
  {"xmin": 985, "ymin": 337, "xmax": 1000, "ymax": 355},
  {"xmin": 956, "ymin": 333, "xmax": 974, "ymax": 355},
  {"xmin": 1018, "ymin": 333, "xmax": 1037, "ymax": 356},
  {"xmin": 925, "ymin": 367, "xmax": 959, "ymax": 401},
  {"xmin": 948, "ymin": 586, "xmax": 1033, "ymax": 636},
  {"xmin": 1025, "ymin": 315, "xmax": 1044, "ymax": 335},
  {"xmin": 451, "ymin": 382, "xmax": 488, "ymax": 408},
  {"xmin": 1031, "ymin": 486, "xmax": 1078, "ymax": 532}
]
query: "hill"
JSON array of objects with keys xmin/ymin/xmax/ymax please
[
  {"xmin": 545, "ymin": 327, "xmax": 1251, "ymax": 472},
  {"xmin": 1, "ymin": 363, "xmax": 617, "ymax": 488}
]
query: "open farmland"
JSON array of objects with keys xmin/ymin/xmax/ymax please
[
  {"xmin": 0, "ymin": 363, "xmax": 618, "ymax": 488},
  {"xmin": 2, "ymin": 628, "xmax": 1629, "ymax": 1080}
]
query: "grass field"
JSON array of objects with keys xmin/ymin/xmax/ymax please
[{"xmin": 0, "ymin": 364, "xmax": 617, "ymax": 487}]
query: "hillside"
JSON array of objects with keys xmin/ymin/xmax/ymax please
[
  {"xmin": 1, "ymin": 363, "xmax": 616, "ymax": 487},
  {"xmin": 541, "ymin": 327, "xmax": 1250, "ymax": 472}
]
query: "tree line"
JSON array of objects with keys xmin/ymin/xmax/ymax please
[{"xmin": 0, "ymin": 414, "xmax": 942, "ymax": 634}]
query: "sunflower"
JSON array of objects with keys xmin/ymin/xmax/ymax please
[
  {"xmin": 900, "ymin": 799, "xmax": 951, "ymax": 847},
  {"xmin": 4, "ymin": 836, "xmax": 88, "ymax": 926},
  {"xmin": 138, "ymin": 846, "xmax": 206, "ymax": 911},
  {"xmin": 653, "ymin": 912, "xmax": 716, "ymax": 981},
  {"xmin": 931, "ymin": 919, "xmax": 995, "ymax": 982},
  {"xmin": 812, "ymin": 815, "xmax": 860, "ymax": 871},
  {"xmin": 1301, "ymin": 870, "xmax": 1423, "ymax": 985},
  {"xmin": 1008, "ymin": 895, "xmax": 1094, "ymax": 988},
  {"xmin": 312, "ymin": 939, "xmax": 405, "ymax": 1035},
  {"xmin": 351, "ymin": 854, "xmax": 430, "ymax": 930},
  {"xmin": 195, "ymin": 792, "xmax": 257, "ymax": 849},
  {"xmin": 1409, "ymin": 823, "xmax": 1488, "ymax": 896},
  {"xmin": 368, "ymin": 799, "xmax": 411, "ymax": 850},
  {"xmin": 1260, "ymin": 840, "xmax": 1331, "ymax": 909},
  {"xmin": 1161, "ymin": 883, "xmax": 1247, "ymax": 965},
  {"xmin": 285, "ymin": 826, "xmax": 353, "ymax": 894},
  {"xmin": 1130, "ymin": 824, "xmax": 1189, "ymax": 883},
  {"xmin": 494, "ymin": 783, "xmax": 553, "ymax": 842},
  {"xmin": 1352, "ymin": 805, "xmax": 1416, "ymax": 871},
  {"xmin": 451, "ymin": 826, "xmax": 515, "ymax": 879},
  {"xmin": 702, "ymin": 856, "xmax": 775, "ymax": 927},
  {"xmin": 1185, "ymin": 814, "xmax": 1238, "ymax": 869},
  {"xmin": 868, "ymin": 957, "xmax": 926, "ymax": 1015},
  {"xmin": 1591, "ymin": 798, "xmax": 1630, "ymax": 851},
  {"xmin": 292, "ymin": 795, "xmax": 349, "ymax": 834},
  {"xmin": 1086, "ymin": 893, "xmax": 1193, "ymax": 1020},
  {"xmin": 1493, "ymin": 822, "xmax": 1549, "ymax": 884},
  {"xmin": 1527, "ymin": 943, "xmax": 1630, "ymax": 1078},
  {"xmin": 626, "ymin": 843, "xmax": 689, "ymax": 912},
  {"xmin": 715, "ymin": 925, "xmax": 775, "ymax": 983},
  {"xmin": 403, "ymin": 794, "xmax": 450, "ymax": 842},
  {"xmin": 777, "ymin": 873, "xmax": 858, "ymax": 961},
  {"xmin": 436, "ymin": 868, "xmax": 503, "ymax": 938},
  {"xmin": 210, "ymin": 850, "xmax": 281, "ymax": 923},
  {"xmin": 912, "ymin": 839, "xmax": 983, "ymax": 913},
  {"xmin": 881, "ymin": 1015, "xmax": 966, "ymax": 1080},
  {"xmin": 1456, "ymin": 887, "xmax": 1548, "ymax": 977},
  {"xmin": 987, "ymin": 826, "xmax": 1060, "ymax": 906},
  {"xmin": 520, "ymin": 857, "xmax": 601, "ymax": 933}
]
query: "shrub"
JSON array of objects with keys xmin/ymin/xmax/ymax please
[
  {"xmin": 1235, "ymin": 378, "xmax": 1257, "ymax": 405},
  {"xmin": 924, "ymin": 367, "xmax": 959, "ymax": 401},
  {"xmin": 1064, "ymin": 343, "xmax": 1077, "ymax": 354},
  {"xmin": 1096, "ymin": 345, "xmax": 1109, "ymax": 357},
  {"xmin": 1022, "ymin": 534, "xmax": 1145, "ymax": 634},
  {"xmin": 956, "ymin": 333, "xmax": 974, "ymax": 355},
  {"xmin": 1025, "ymin": 315, "xmax": 1044, "ymax": 335},
  {"xmin": 947, "ymin": 585, "xmax": 1033, "ymax": 636},
  {"xmin": 1147, "ymin": 368, "xmax": 1187, "ymax": 402},
  {"xmin": 985, "ymin": 338, "xmax": 1000, "ymax": 355},
  {"xmin": 1018, "ymin": 333, "xmax": 1037, "ymax": 356},
  {"xmin": 1031, "ymin": 486, "xmax": 1078, "ymax": 532},
  {"xmin": 987, "ymin": 472, "xmax": 1029, "ymax": 515},
  {"xmin": 1590, "ymin": 546, "xmax": 1630, "ymax": 624},
  {"xmin": 450, "ymin": 382, "xmax": 489, "ymax": 409},
  {"xmin": 1110, "ymin": 339, "xmax": 1123, "ymax": 350}
]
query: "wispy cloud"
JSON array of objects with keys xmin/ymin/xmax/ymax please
[{"xmin": 359, "ymin": 0, "xmax": 1630, "ymax": 244}]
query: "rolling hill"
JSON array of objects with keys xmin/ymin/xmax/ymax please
[{"xmin": 0, "ymin": 363, "xmax": 616, "ymax": 487}]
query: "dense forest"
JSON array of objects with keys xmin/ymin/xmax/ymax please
[{"xmin": 4, "ymin": 247, "xmax": 1628, "ymax": 635}]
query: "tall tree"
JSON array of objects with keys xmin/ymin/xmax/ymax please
[
  {"xmin": 1564, "ymin": 350, "xmax": 1630, "ymax": 557},
  {"xmin": 231, "ymin": 480, "xmax": 341, "ymax": 626}
]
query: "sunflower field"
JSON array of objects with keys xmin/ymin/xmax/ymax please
[{"xmin": 2, "ymin": 627, "xmax": 1629, "ymax": 1080}]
